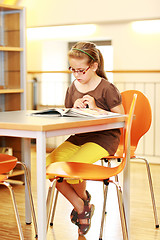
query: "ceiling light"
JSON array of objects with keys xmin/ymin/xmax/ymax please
[
  {"xmin": 27, "ymin": 24, "xmax": 97, "ymax": 40},
  {"xmin": 132, "ymin": 20, "xmax": 160, "ymax": 34}
]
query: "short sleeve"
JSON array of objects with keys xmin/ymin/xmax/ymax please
[{"xmin": 104, "ymin": 83, "xmax": 122, "ymax": 109}]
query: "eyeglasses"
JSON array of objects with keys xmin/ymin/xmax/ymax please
[{"xmin": 68, "ymin": 66, "xmax": 90, "ymax": 75}]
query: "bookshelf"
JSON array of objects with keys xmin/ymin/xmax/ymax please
[{"xmin": 0, "ymin": 4, "xmax": 26, "ymax": 179}]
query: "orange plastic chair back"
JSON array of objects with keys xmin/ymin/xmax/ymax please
[
  {"xmin": 119, "ymin": 90, "xmax": 152, "ymax": 154},
  {"xmin": 117, "ymin": 93, "xmax": 137, "ymax": 171}
]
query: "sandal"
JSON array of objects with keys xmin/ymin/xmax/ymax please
[
  {"xmin": 84, "ymin": 190, "xmax": 91, "ymax": 206},
  {"xmin": 70, "ymin": 190, "xmax": 91, "ymax": 225},
  {"xmin": 71, "ymin": 210, "xmax": 79, "ymax": 226},
  {"xmin": 77, "ymin": 204, "xmax": 95, "ymax": 236}
]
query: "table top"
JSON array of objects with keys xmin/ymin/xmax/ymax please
[{"xmin": 0, "ymin": 110, "xmax": 126, "ymax": 132}]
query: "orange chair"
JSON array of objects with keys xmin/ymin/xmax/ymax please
[
  {"xmin": 0, "ymin": 153, "xmax": 38, "ymax": 240},
  {"xmin": 101, "ymin": 90, "xmax": 159, "ymax": 228},
  {"xmin": 46, "ymin": 94, "xmax": 137, "ymax": 240}
]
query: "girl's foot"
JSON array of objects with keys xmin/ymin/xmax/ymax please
[
  {"xmin": 77, "ymin": 203, "xmax": 95, "ymax": 236},
  {"xmin": 70, "ymin": 190, "xmax": 91, "ymax": 225}
]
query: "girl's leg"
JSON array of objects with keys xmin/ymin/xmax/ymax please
[
  {"xmin": 56, "ymin": 179, "xmax": 93, "ymax": 236},
  {"xmin": 60, "ymin": 142, "xmax": 109, "ymax": 233},
  {"xmin": 56, "ymin": 180, "xmax": 86, "ymax": 214},
  {"xmin": 71, "ymin": 181, "xmax": 88, "ymax": 202},
  {"xmin": 64, "ymin": 141, "xmax": 109, "ymax": 205},
  {"xmin": 47, "ymin": 141, "xmax": 109, "ymax": 209},
  {"xmin": 47, "ymin": 141, "xmax": 109, "ymax": 234},
  {"xmin": 47, "ymin": 142, "xmax": 87, "ymax": 212}
]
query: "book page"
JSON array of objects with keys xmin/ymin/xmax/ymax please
[
  {"xmin": 31, "ymin": 108, "xmax": 61, "ymax": 116},
  {"xmin": 30, "ymin": 108, "xmax": 121, "ymax": 118},
  {"xmin": 69, "ymin": 108, "xmax": 121, "ymax": 118}
]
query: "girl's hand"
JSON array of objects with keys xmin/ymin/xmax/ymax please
[
  {"xmin": 82, "ymin": 95, "xmax": 97, "ymax": 109},
  {"xmin": 73, "ymin": 98, "xmax": 87, "ymax": 108}
]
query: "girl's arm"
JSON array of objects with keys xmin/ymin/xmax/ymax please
[
  {"xmin": 110, "ymin": 104, "xmax": 125, "ymax": 114},
  {"xmin": 81, "ymin": 95, "xmax": 125, "ymax": 115}
]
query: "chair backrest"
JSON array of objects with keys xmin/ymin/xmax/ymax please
[
  {"xmin": 120, "ymin": 90, "xmax": 152, "ymax": 150},
  {"xmin": 119, "ymin": 93, "xmax": 137, "ymax": 171},
  {"xmin": 107, "ymin": 93, "xmax": 137, "ymax": 175}
]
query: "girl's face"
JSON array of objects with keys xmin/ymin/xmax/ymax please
[{"xmin": 69, "ymin": 57, "xmax": 98, "ymax": 84}]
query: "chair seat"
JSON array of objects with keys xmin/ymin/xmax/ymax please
[
  {"xmin": 0, "ymin": 153, "xmax": 38, "ymax": 239},
  {"xmin": 0, "ymin": 153, "xmax": 17, "ymax": 174},
  {"xmin": 46, "ymin": 161, "xmax": 124, "ymax": 181}
]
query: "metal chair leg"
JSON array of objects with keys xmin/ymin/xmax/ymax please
[
  {"xmin": 134, "ymin": 157, "xmax": 159, "ymax": 228},
  {"xmin": 99, "ymin": 182, "xmax": 109, "ymax": 240},
  {"xmin": 115, "ymin": 183, "xmax": 128, "ymax": 240},
  {"xmin": 50, "ymin": 189, "xmax": 59, "ymax": 226},
  {"xmin": 0, "ymin": 182, "xmax": 24, "ymax": 240},
  {"xmin": 17, "ymin": 161, "xmax": 38, "ymax": 237},
  {"xmin": 46, "ymin": 179, "xmax": 57, "ymax": 231},
  {"xmin": 101, "ymin": 159, "xmax": 112, "ymax": 218},
  {"xmin": 101, "ymin": 159, "xmax": 111, "ymax": 195}
]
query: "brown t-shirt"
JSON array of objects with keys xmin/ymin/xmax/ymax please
[{"xmin": 65, "ymin": 78, "xmax": 122, "ymax": 155}]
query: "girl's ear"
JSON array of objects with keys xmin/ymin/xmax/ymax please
[{"xmin": 91, "ymin": 62, "xmax": 98, "ymax": 72}]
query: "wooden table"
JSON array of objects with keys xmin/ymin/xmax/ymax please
[{"xmin": 0, "ymin": 110, "xmax": 128, "ymax": 240}]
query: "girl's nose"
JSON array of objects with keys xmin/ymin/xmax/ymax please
[{"xmin": 74, "ymin": 72, "xmax": 79, "ymax": 76}]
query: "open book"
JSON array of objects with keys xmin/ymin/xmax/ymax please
[{"xmin": 31, "ymin": 108, "xmax": 121, "ymax": 118}]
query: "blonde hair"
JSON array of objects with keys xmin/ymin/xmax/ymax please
[{"xmin": 68, "ymin": 42, "xmax": 107, "ymax": 80}]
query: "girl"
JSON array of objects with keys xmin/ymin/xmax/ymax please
[{"xmin": 46, "ymin": 41, "xmax": 124, "ymax": 236}]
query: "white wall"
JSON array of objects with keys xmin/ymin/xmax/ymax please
[
  {"xmin": 27, "ymin": 22, "xmax": 160, "ymax": 73},
  {"xmin": 96, "ymin": 22, "xmax": 160, "ymax": 72},
  {"xmin": 19, "ymin": 0, "xmax": 160, "ymax": 27}
]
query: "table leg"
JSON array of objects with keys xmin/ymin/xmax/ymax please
[
  {"xmin": 36, "ymin": 132, "xmax": 47, "ymax": 240},
  {"xmin": 123, "ymin": 138, "xmax": 130, "ymax": 238},
  {"xmin": 23, "ymin": 138, "xmax": 32, "ymax": 223}
]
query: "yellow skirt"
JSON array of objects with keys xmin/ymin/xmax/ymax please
[{"xmin": 46, "ymin": 141, "xmax": 109, "ymax": 184}]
